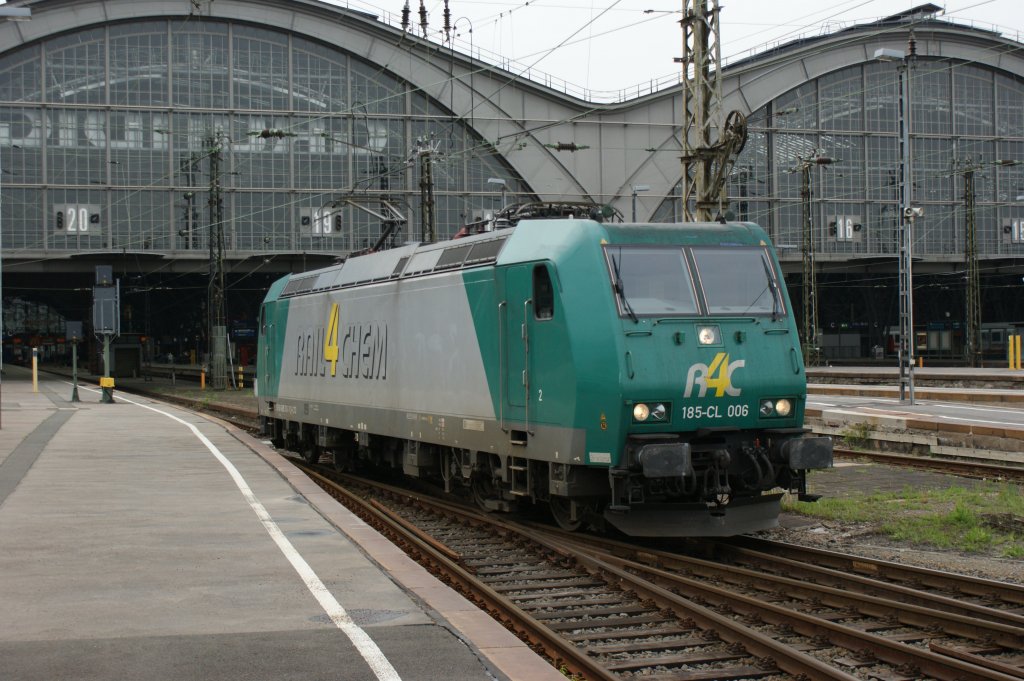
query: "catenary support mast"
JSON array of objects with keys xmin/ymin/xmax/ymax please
[{"xmin": 679, "ymin": 0, "xmax": 746, "ymax": 222}]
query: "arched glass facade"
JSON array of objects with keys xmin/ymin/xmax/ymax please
[
  {"xmin": 0, "ymin": 19, "xmax": 530, "ymax": 256},
  {"xmin": 653, "ymin": 59, "xmax": 1024, "ymax": 260}
]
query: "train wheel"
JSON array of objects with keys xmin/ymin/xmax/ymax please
[
  {"xmin": 549, "ymin": 497, "xmax": 584, "ymax": 532},
  {"xmin": 302, "ymin": 447, "xmax": 320, "ymax": 465},
  {"xmin": 471, "ymin": 474, "xmax": 498, "ymax": 512},
  {"xmin": 332, "ymin": 449, "xmax": 350, "ymax": 472}
]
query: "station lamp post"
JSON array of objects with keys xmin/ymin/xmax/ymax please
[
  {"xmin": 631, "ymin": 184, "xmax": 650, "ymax": 222},
  {"xmin": 486, "ymin": 178, "xmax": 507, "ymax": 212},
  {"xmin": 875, "ymin": 38, "xmax": 919, "ymax": 403}
]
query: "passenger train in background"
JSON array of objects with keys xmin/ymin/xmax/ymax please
[
  {"xmin": 255, "ymin": 209, "xmax": 832, "ymax": 537},
  {"xmin": 878, "ymin": 322, "xmax": 1024, "ymax": 364}
]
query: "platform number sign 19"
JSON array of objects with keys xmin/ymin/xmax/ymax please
[
  {"xmin": 299, "ymin": 208, "xmax": 343, "ymax": 237},
  {"xmin": 55, "ymin": 204, "xmax": 101, "ymax": 234}
]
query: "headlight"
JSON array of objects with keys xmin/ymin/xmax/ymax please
[
  {"xmin": 759, "ymin": 398, "xmax": 794, "ymax": 418},
  {"xmin": 633, "ymin": 402, "xmax": 671, "ymax": 423},
  {"xmin": 697, "ymin": 325, "xmax": 720, "ymax": 345}
]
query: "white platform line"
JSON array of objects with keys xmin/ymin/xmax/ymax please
[{"xmin": 83, "ymin": 387, "xmax": 402, "ymax": 681}]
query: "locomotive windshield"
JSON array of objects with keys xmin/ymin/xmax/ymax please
[
  {"xmin": 606, "ymin": 246, "xmax": 699, "ymax": 316},
  {"xmin": 606, "ymin": 245, "xmax": 784, "ymax": 318},
  {"xmin": 691, "ymin": 246, "xmax": 784, "ymax": 316}
]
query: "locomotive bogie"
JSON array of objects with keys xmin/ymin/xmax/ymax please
[{"xmin": 257, "ymin": 219, "xmax": 832, "ymax": 537}]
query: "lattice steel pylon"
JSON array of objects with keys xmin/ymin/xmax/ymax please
[
  {"xmin": 206, "ymin": 132, "xmax": 227, "ymax": 390},
  {"xmin": 961, "ymin": 164, "xmax": 981, "ymax": 368},
  {"xmin": 679, "ymin": 0, "xmax": 747, "ymax": 222},
  {"xmin": 795, "ymin": 154, "xmax": 834, "ymax": 367}
]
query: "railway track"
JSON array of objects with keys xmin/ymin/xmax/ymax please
[
  {"xmin": 292, "ymin": 460, "xmax": 1024, "ymax": 680},
  {"xmin": 834, "ymin": 447, "xmax": 1024, "ymax": 483}
]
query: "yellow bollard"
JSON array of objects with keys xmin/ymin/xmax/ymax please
[
  {"xmin": 31, "ymin": 347, "xmax": 38, "ymax": 393},
  {"xmin": 99, "ymin": 376, "xmax": 115, "ymax": 403},
  {"xmin": 1010, "ymin": 337, "xmax": 1016, "ymax": 371},
  {"xmin": 200, "ymin": 369, "xmax": 206, "ymax": 390},
  {"xmin": 1016, "ymin": 335, "xmax": 1022, "ymax": 371},
  {"xmin": 917, "ymin": 356, "xmax": 923, "ymax": 368},
  {"xmin": 237, "ymin": 367, "xmax": 244, "ymax": 390}
]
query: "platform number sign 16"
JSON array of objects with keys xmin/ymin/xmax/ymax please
[{"xmin": 55, "ymin": 204, "xmax": 101, "ymax": 234}]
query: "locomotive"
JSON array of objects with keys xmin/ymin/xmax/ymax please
[{"xmin": 255, "ymin": 218, "xmax": 832, "ymax": 536}]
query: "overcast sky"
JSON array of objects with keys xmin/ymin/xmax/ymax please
[{"xmin": 326, "ymin": 0, "xmax": 1024, "ymax": 94}]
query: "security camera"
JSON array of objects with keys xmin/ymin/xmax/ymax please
[{"xmin": 903, "ymin": 206, "xmax": 924, "ymax": 219}]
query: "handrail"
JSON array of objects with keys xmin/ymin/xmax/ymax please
[
  {"xmin": 497, "ymin": 300, "xmax": 507, "ymax": 432},
  {"xmin": 523, "ymin": 298, "xmax": 533, "ymax": 435}
]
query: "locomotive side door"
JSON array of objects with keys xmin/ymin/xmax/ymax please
[
  {"xmin": 498, "ymin": 264, "xmax": 532, "ymax": 434},
  {"xmin": 257, "ymin": 301, "xmax": 284, "ymax": 401}
]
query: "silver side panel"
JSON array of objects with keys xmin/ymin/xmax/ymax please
[{"xmin": 275, "ymin": 271, "xmax": 497, "ymax": 421}]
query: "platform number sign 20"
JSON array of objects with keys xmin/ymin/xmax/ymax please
[{"xmin": 55, "ymin": 204, "xmax": 101, "ymax": 233}]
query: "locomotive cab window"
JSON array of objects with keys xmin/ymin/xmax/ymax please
[
  {"xmin": 691, "ymin": 247, "xmax": 784, "ymax": 317},
  {"xmin": 533, "ymin": 264, "xmax": 555, "ymax": 320},
  {"xmin": 604, "ymin": 246, "xmax": 698, "ymax": 317}
]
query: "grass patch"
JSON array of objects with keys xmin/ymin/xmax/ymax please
[
  {"xmin": 838, "ymin": 421, "xmax": 872, "ymax": 449},
  {"xmin": 783, "ymin": 483, "xmax": 1024, "ymax": 556}
]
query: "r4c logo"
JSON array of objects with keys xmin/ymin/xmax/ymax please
[{"xmin": 684, "ymin": 352, "xmax": 744, "ymax": 398}]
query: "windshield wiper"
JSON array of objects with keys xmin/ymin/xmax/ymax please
[
  {"xmin": 611, "ymin": 251, "xmax": 639, "ymax": 324},
  {"xmin": 761, "ymin": 255, "xmax": 781, "ymax": 321}
]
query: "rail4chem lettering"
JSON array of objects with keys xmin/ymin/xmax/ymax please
[{"xmin": 294, "ymin": 302, "xmax": 388, "ymax": 380}]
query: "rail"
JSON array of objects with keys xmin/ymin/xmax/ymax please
[{"xmin": 289, "ymin": 460, "xmax": 1024, "ymax": 681}]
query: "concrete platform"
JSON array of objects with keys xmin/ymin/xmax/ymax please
[{"xmin": 0, "ymin": 366, "xmax": 563, "ymax": 681}]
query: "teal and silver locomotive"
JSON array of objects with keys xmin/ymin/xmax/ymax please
[{"xmin": 256, "ymin": 218, "xmax": 832, "ymax": 536}]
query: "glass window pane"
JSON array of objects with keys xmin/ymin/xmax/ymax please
[
  {"xmin": 110, "ymin": 24, "xmax": 168, "ymax": 107},
  {"xmin": 819, "ymin": 66, "xmax": 863, "ymax": 131},
  {"xmin": 865, "ymin": 62, "xmax": 899, "ymax": 133},
  {"xmin": 912, "ymin": 63, "xmax": 951, "ymax": 135},
  {"xmin": 692, "ymin": 247, "xmax": 782, "ymax": 316},
  {"xmin": 605, "ymin": 246, "xmax": 698, "ymax": 316},
  {"xmin": 997, "ymin": 141, "xmax": 1024, "ymax": 203},
  {"xmin": 914, "ymin": 137, "xmax": 951, "ymax": 203},
  {"xmin": 292, "ymin": 39, "xmax": 348, "ymax": 113},
  {"xmin": 820, "ymin": 134, "xmax": 863, "ymax": 201},
  {"xmin": 953, "ymin": 64, "xmax": 993, "ymax": 137},
  {"xmin": 866, "ymin": 136, "xmax": 898, "ymax": 201},
  {"xmin": 773, "ymin": 83, "xmax": 817, "ymax": 130},
  {"xmin": 45, "ymin": 28, "xmax": 106, "ymax": 105},
  {"xmin": 234, "ymin": 26, "xmax": 288, "ymax": 111},
  {"xmin": 234, "ymin": 114, "xmax": 291, "ymax": 189},
  {"xmin": 170, "ymin": 22, "xmax": 229, "ymax": 108},
  {"xmin": 729, "ymin": 130, "xmax": 768, "ymax": 222},
  {"xmin": 0, "ymin": 46, "xmax": 41, "ymax": 102},
  {"xmin": 774, "ymin": 134, "xmax": 817, "ymax": 199},
  {"xmin": 912, "ymin": 204, "xmax": 957, "ymax": 256},
  {"xmin": 996, "ymin": 74, "xmax": 1024, "ymax": 137}
]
